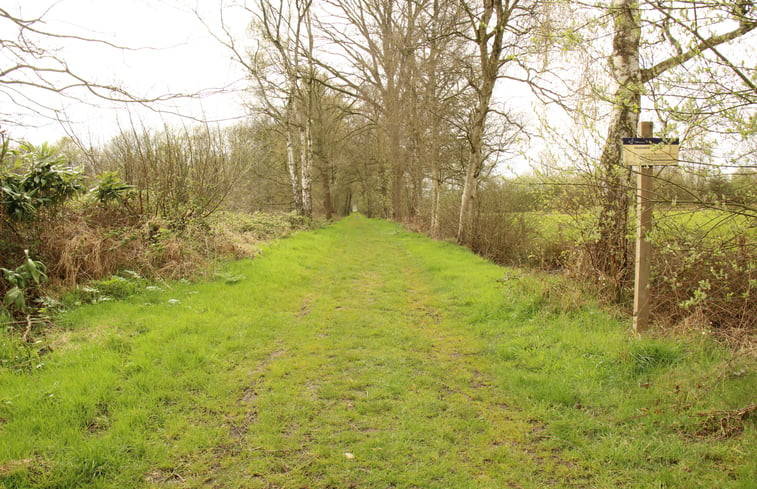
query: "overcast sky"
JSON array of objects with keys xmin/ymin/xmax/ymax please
[
  {"xmin": 8, "ymin": 0, "xmax": 752, "ymax": 175},
  {"xmin": 6, "ymin": 0, "xmax": 250, "ymax": 145}
]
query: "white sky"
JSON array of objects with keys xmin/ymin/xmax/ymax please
[
  {"xmin": 6, "ymin": 1, "xmax": 751, "ymax": 175},
  {"xmin": 6, "ymin": 0, "xmax": 250, "ymax": 145}
]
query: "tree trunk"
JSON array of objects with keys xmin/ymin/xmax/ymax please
[
  {"xmin": 388, "ymin": 114, "xmax": 405, "ymax": 220},
  {"xmin": 456, "ymin": 0, "xmax": 506, "ymax": 246},
  {"xmin": 319, "ymin": 155, "xmax": 334, "ymax": 219},
  {"xmin": 457, "ymin": 135, "xmax": 483, "ymax": 245},
  {"xmin": 299, "ymin": 112, "xmax": 313, "ymax": 217},
  {"xmin": 458, "ymin": 76, "xmax": 494, "ymax": 245},
  {"xmin": 343, "ymin": 188, "xmax": 352, "ymax": 215},
  {"xmin": 430, "ymin": 158, "xmax": 442, "ymax": 238},
  {"xmin": 285, "ymin": 96, "xmax": 303, "ymax": 214},
  {"xmin": 299, "ymin": 3, "xmax": 315, "ymax": 218},
  {"xmin": 594, "ymin": 0, "xmax": 641, "ymax": 296}
]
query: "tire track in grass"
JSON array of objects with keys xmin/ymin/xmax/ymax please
[
  {"xmin": 372, "ymin": 232, "xmax": 588, "ymax": 488},
  {"xmin": 205, "ymin": 216, "xmax": 589, "ymax": 489}
]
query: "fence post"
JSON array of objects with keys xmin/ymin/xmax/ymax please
[{"xmin": 633, "ymin": 121, "xmax": 653, "ymax": 333}]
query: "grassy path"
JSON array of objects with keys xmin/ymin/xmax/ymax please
[{"xmin": 1, "ymin": 215, "xmax": 754, "ymax": 488}]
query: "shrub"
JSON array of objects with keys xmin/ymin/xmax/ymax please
[
  {"xmin": 651, "ymin": 231, "xmax": 755, "ymax": 339},
  {"xmin": 1, "ymin": 142, "xmax": 84, "ymax": 221},
  {"xmin": 1, "ymin": 250, "xmax": 48, "ymax": 317},
  {"xmin": 99, "ymin": 124, "xmax": 246, "ymax": 221},
  {"xmin": 89, "ymin": 171, "xmax": 134, "ymax": 206},
  {"xmin": 1, "ymin": 143, "xmax": 85, "ymax": 300},
  {"xmin": 416, "ymin": 172, "xmax": 755, "ymax": 345}
]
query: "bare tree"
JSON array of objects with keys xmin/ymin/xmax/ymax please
[
  {"xmin": 254, "ymin": 0, "xmax": 315, "ymax": 217},
  {"xmin": 414, "ymin": 0, "xmax": 469, "ymax": 236},
  {"xmin": 0, "ymin": 5, "xmax": 184, "ymax": 133},
  {"xmin": 455, "ymin": 0, "xmax": 540, "ymax": 246},
  {"xmin": 198, "ymin": 0, "xmax": 316, "ymax": 216},
  {"xmin": 319, "ymin": 0, "xmax": 464, "ymax": 220},
  {"xmin": 99, "ymin": 120, "xmax": 245, "ymax": 221}
]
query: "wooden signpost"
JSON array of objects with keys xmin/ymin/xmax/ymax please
[{"xmin": 622, "ymin": 122, "xmax": 679, "ymax": 333}]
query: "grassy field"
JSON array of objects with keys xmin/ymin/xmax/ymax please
[
  {"xmin": 525, "ymin": 208, "xmax": 756, "ymax": 241},
  {"xmin": 1, "ymin": 215, "xmax": 754, "ymax": 488}
]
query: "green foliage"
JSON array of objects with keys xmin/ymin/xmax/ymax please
[
  {"xmin": 89, "ymin": 171, "xmax": 134, "ymax": 205},
  {"xmin": 213, "ymin": 271, "xmax": 247, "ymax": 284},
  {"xmin": 0, "ymin": 177, "xmax": 36, "ymax": 221},
  {"xmin": 651, "ymin": 228, "xmax": 755, "ymax": 332},
  {"xmin": 64, "ymin": 272, "xmax": 146, "ymax": 306},
  {"xmin": 0, "ymin": 142, "xmax": 84, "ymax": 221},
  {"xmin": 0, "ymin": 143, "xmax": 83, "ymax": 306},
  {"xmin": 1, "ymin": 250, "xmax": 47, "ymax": 314},
  {"xmin": 0, "ymin": 330, "xmax": 40, "ymax": 373}
]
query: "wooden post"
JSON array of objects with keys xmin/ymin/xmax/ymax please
[{"xmin": 633, "ymin": 121, "xmax": 653, "ymax": 333}]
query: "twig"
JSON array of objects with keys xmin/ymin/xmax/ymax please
[{"xmin": 21, "ymin": 314, "xmax": 32, "ymax": 342}]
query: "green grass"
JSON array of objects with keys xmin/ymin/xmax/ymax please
[
  {"xmin": 527, "ymin": 208, "xmax": 755, "ymax": 242},
  {"xmin": 1, "ymin": 215, "xmax": 754, "ymax": 488}
]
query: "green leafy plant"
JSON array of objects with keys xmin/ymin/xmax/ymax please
[
  {"xmin": 65, "ymin": 274, "xmax": 146, "ymax": 306},
  {"xmin": 89, "ymin": 171, "xmax": 134, "ymax": 205},
  {"xmin": 0, "ymin": 142, "xmax": 84, "ymax": 221},
  {"xmin": 1, "ymin": 250, "xmax": 48, "ymax": 315}
]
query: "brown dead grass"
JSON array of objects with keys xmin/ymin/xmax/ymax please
[
  {"xmin": 0, "ymin": 458, "xmax": 33, "ymax": 476},
  {"xmin": 15, "ymin": 206, "xmax": 292, "ymax": 291},
  {"xmin": 41, "ymin": 211, "xmax": 148, "ymax": 286}
]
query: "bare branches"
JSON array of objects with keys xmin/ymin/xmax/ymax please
[
  {"xmin": 640, "ymin": 5, "xmax": 757, "ymax": 91},
  {"xmin": 0, "ymin": 3, "xmax": 217, "ymax": 136}
]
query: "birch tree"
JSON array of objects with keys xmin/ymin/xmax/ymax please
[
  {"xmin": 206, "ymin": 0, "xmax": 315, "ymax": 216},
  {"xmin": 420, "ymin": 0, "xmax": 469, "ymax": 237},
  {"xmin": 593, "ymin": 0, "xmax": 756, "ymax": 291}
]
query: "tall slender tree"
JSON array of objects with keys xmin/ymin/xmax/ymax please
[
  {"xmin": 206, "ymin": 0, "xmax": 316, "ymax": 216},
  {"xmin": 456, "ymin": 0, "xmax": 539, "ymax": 245}
]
